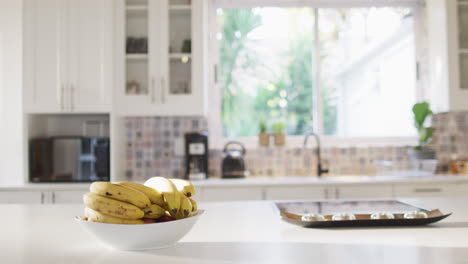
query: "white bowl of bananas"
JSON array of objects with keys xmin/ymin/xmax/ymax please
[{"xmin": 76, "ymin": 177, "xmax": 203, "ymax": 251}]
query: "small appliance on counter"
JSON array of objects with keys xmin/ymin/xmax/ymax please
[
  {"xmin": 222, "ymin": 141, "xmax": 247, "ymax": 178},
  {"xmin": 29, "ymin": 136, "xmax": 110, "ymax": 182},
  {"xmin": 185, "ymin": 132, "xmax": 208, "ymax": 180}
]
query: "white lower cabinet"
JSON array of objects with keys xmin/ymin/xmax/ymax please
[
  {"xmin": 333, "ymin": 185, "xmax": 394, "ymax": 199},
  {"xmin": 52, "ymin": 190, "xmax": 86, "ymax": 204},
  {"xmin": 265, "ymin": 186, "xmax": 326, "ymax": 200},
  {"xmin": 393, "ymin": 183, "xmax": 468, "ymax": 198},
  {"xmin": 201, "ymin": 187, "xmax": 263, "ymax": 202},
  {"xmin": 0, "ymin": 190, "xmax": 86, "ymax": 204},
  {"xmin": 1, "ymin": 182, "xmax": 468, "ymax": 204},
  {"xmin": 0, "ymin": 191, "xmax": 44, "ymax": 204}
]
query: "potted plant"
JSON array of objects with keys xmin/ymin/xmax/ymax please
[
  {"xmin": 408, "ymin": 101, "xmax": 436, "ymax": 160},
  {"xmin": 272, "ymin": 122, "xmax": 286, "ymax": 147},
  {"xmin": 258, "ymin": 119, "xmax": 270, "ymax": 147}
]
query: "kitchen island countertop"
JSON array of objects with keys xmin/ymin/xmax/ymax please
[{"xmin": 2, "ymin": 198, "xmax": 468, "ymax": 264}]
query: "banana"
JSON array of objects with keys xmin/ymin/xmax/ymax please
[
  {"xmin": 170, "ymin": 178, "xmax": 196, "ymax": 197},
  {"xmin": 189, "ymin": 198, "xmax": 198, "ymax": 212},
  {"xmin": 144, "ymin": 177, "xmax": 181, "ymax": 216},
  {"xmin": 90, "ymin": 182, "xmax": 150, "ymax": 208},
  {"xmin": 116, "ymin": 181, "xmax": 166, "ymax": 207},
  {"xmin": 142, "ymin": 204, "xmax": 166, "ymax": 219},
  {"xmin": 175, "ymin": 193, "xmax": 193, "ymax": 219},
  {"xmin": 83, "ymin": 192, "xmax": 144, "ymax": 220},
  {"xmin": 85, "ymin": 207, "xmax": 144, "ymax": 225}
]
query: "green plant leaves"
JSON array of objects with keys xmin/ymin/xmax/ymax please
[
  {"xmin": 272, "ymin": 122, "xmax": 286, "ymax": 133},
  {"xmin": 412, "ymin": 101, "xmax": 434, "ymax": 148},
  {"xmin": 412, "ymin": 101, "xmax": 433, "ymax": 129},
  {"xmin": 418, "ymin": 127, "xmax": 434, "ymax": 146}
]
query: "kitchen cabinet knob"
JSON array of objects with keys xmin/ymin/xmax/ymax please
[
  {"xmin": 161, "ymin": 77, "xmax": 165, "ymax": 104},
  {"xmin": 151, "ymin": 77, "xmax": 155, "ymax": 103},
  {"xmin": 70, "ymin": 85, "xmax": 75, "ymax": 111},
  {"xmin": 413, "ymin": 188, "xmax": 442, "ymax": 193},
  {"xmin": 61, "ymin": 84, "xmax": 65, "ymax": 111}
]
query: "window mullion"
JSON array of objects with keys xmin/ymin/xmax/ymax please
[{"xmin": 313, "ymin": 8, "xmax": 324, "ymax": 135}]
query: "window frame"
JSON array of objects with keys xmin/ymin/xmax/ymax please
[{"xmin": 207, "ymin": 0, "xmax": 424, "ymax": 149}]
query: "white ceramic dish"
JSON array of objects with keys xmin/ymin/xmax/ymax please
[{"xmin": 76, "ymin": 210, "xmax": 204, "ymax": 251}]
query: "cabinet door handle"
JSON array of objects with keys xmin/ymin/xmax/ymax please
[
  {"xmin": 70, "ymin": 84, "xmax": 75, "ymax": 111},
  {"xmin": 52, "ymin": 192, "xmax": 56, "ymax": 204},
  {"xmin": 161, "ymin": 77, "xmax": 165, "ymax": 104},
  {"xmin": 335, "ymin": 188, "xmax": 340, "ymax": 199},
  {"xmin": 413, "ymin": 188, "xmax": 442, "ymax": 193},
  {"xmin": 151, "ymin": 77, "xmax": 155, "ymax": 103},
  {"xmin": 61, "ymin": 84, "xmax": 65, "ymax": 111},
  {"xmin": 324, "ymin": 188, "xmax": 329, "ymax": 199},
  {"xmin": 40, "ymin": 192, "xmax": 45, "ymax": 204}
]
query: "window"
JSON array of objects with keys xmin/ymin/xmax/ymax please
[{"xmin": 213, "ymin": 1, "xmax": 421, "ymax": 139}]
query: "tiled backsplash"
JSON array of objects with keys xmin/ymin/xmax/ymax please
[
  {"xmin": 125, "ymin": 117, "xmax": 208, "ymax": 182},
  {"xmin": 432, "ymin": 112, "xmax": 468, "ymax": 169},
  {"xmin": 125, "ymin": 112, "xmax": 467, "ymax": 181}
]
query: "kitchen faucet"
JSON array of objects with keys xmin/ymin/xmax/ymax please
[{"xmin": 303, "ymin": 131, "xmax": 329, "ymax": 177}]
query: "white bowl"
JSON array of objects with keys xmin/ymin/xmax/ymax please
[{"xmin": 75, "ymin": 210, "xmax": 204, "ymax": 251}]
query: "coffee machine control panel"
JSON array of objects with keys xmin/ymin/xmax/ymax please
[{"xmin": 189, "ymin": 143, "xmax": 206, "ymax": 155}]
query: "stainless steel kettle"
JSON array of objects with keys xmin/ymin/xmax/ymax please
[{"xmin": 221, "ymin": 141, "xmax": 247, "ymax": 178}]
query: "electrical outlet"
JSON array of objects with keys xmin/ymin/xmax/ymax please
[{"xmin": 174, "ymin": 137, "xmax": 184, "ymax": 156}]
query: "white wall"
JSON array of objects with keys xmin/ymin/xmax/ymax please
[{"xmin": 0, "ymin": 0, "xmax": 23, "ymax": 185}]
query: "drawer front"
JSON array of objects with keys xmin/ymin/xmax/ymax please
[
  {"xmin": 52, "ymin": 190, "xmax": 87, "ymax": 204},
  {"xmin": 336, "ymin": 185, "xmax": 393, "ymax": 199},
  {"xmin": 394, "ymin": 184, "xmax": 465, "ymax": 198},
  {"xmin": 201, "ymin": 187, "xmax": 263, "ymax": 202},
  {"xmin": 265, "ymin": 186, "xmax": 326, "ymax": 200},
  {"xmin": 0, "ymin": 191, "xmax": 43, "ymax": 204}
]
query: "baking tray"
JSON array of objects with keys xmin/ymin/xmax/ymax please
[{"xmin": 276, "ymin": 200, "xmax": 451, "ymax": 228}]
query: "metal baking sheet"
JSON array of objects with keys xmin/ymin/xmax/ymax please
[{"xmin": 276, "ymin": 200, "xmax": 451, "ymax": 228}]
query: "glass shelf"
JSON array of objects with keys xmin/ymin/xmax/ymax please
[
  {"xmin": 170, "ymin": 5, "xmax": 191, "ymax": 11},
  {"xmin": 126, "ymin": 54, "xmax": 148, "ymax": 60}
]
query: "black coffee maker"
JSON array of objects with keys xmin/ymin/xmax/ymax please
[
  {"xmin": 222, "ymin": 141, "xmax": 247, "ymax": 178},
  {"xmin": 184, "ymin": 132, "xmax": 208, "ymax": 180}
]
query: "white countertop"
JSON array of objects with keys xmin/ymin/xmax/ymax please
[
  {"xmin": 2, "ymin": 198, "xmax": 468, "ymax": 263},
  {"xmin": 2, "ymin": 175, "xmax": 467, "ymax": 191}
]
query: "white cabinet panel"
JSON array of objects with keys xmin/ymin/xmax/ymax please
[
  {"xmin": 394, "ymin": 183, "xmax": 467, "ymax": 198},
  {"xmin": 0, "ymin": 191, "xmax": 43, "ymax": 204},
  {"xmin": 265, "ymin": 186, "xmax": 326, "ymax": 200},
  {"xmin": 68, "ymin": 0, "xmax": 113, "ymax": 112},
  {"xmin": 201, "ymin": 187, "xmax": 263, "ymax": 202},
  {"xmin": 24, "ymin": 0, "xmax": 113, "ymax": 113},
  {"xmin": 24, "ymin": 0, "xmax": 67, "ymax": 113},
  {"xmin": 115, "ymin": 0, "xmax": 207, "ymax": 116},
  {"xmin": 52, "ymin": 190, "xmax": 86, "ymax": 204},
  {"xmin": 335, "ymin": 185, "xmax": 393, "ymax": 199}
]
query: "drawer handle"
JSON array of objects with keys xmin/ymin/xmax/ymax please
[{"xmin": 413, "ymin": 188, "xmax": 442, "ymax": 193}]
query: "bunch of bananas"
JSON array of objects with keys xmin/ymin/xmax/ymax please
[{"xmin": 83, "ymin": 177, "xmax": 198, "ymax": 225}]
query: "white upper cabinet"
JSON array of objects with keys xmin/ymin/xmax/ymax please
[
  {"xmin": 23, "ymin": 0, "xmax": 67, "ymax": 113},
  {"xmin": 24, "ymin": 0, "xmax": 113, "ymax": 113},
  {"xmin": 67, "ymin": 0, "xmax": 113, "ymax": 113},
  {"xmin": 115, "ymin": 0, "xmax": 208, "ymax": 116}
]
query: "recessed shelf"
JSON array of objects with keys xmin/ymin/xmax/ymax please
[
  {"xmin": 126, "ymin": 54, "xmax": 148, "ymax": 60},
  {"xmin": 126, "ymin": 5, "xmax": 147, "ymax": 15},
  {"xmin": 169, "ymin": 5, "xmax": 191, "ymax": 11},
  {"xmin": 169, "ymin": 53, "xmax": 191, "ymax": 59},
  {"xmin": 126, "ymin": 5, "xmax": 147, "ymax": 11}
]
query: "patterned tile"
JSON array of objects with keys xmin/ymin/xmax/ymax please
[{"xmin": 125, "ymin": 112, "xmax": 467, "ymax": 180}]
